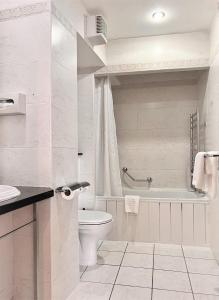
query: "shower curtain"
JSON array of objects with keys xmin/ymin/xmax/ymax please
[{"xmin": 95, "ymin": 77, "xmax": 123, "ymax": 197}]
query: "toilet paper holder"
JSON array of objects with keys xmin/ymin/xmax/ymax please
[{"xmin": 55, "ymin": 181, "xmax": 90, "ymax": 196}]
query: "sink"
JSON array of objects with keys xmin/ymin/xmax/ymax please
[{"xmin": 0, "ymin": 185, "xmax": 21, "ymax": 202}]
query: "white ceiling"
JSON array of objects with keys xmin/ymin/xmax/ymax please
[{"xmin": 82, "ymin": 0, "xmax": 218, "ymax": 40}]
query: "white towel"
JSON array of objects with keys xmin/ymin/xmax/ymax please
[
  {"xmin": 125, "ymin": 195, "xmax": 140, "ymax": 214},
  {"xmin": 193, "ymin": 151, "xmax": 219, "ymax": 200},
  {"xmin": 192, "ymin": 152, "xmax": 206, "ymax": 190},
  {"xmin": 204, "ymin": 151, "xmax": 219, "ymax": 200}
]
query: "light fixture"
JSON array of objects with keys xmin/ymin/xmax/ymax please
[
  {"xmin": 152, "ymin": 10, "xmax": 166, "ymax": 22},
  {"xmin": 0, "ymin": 98, "xmax": 14, "ymax": 110}
]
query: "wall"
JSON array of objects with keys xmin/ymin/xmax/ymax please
[
  {"xmin": 78, "ymin": 74, "xmax": 96, "ymax": 209},
  {"xmin": 50, "ymin": 5, "xmax": 80, "ymax": 300},
  {"xmin": 113, "ymin": 73, "xmax": 198, "ymax": 189},
  {"xmin": 97, "ymin": 31, "xmax": 210, "ymax": 75},
  {"xmin": 204, "ymin": 9, "xmax": 219, "ymax": 260},
  {"xmin": 0, "ymin": 2, "xmax": 52, "ymax": 186},
  {"xmin": 0, "ymin": 1, "xmax": 82, "ymax": 299}
]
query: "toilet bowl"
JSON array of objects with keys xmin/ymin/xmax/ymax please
[{"xmin": 78, "ymin": 210, "xmax": 113, "ymax": 266}]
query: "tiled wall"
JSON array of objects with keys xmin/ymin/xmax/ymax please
[
  {"xmin": 113, "ymin": 77, "xmax": 198, "ymax": 189},
  {"xmin": 204, "ymin": 10, "xmax": 219, "ymax": 261},
  {"xmin": 50, "ymin": 9, "xmax": 79, "ymax": 300},
  {"xmin": 0, "ymin": 3, "xmax": 51, "ymax": 187},
  {"xmin": 78, "ymin": 74, "xmax": 96, "ymax": 209}
]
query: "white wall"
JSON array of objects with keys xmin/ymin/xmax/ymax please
[
  {"xmin": 108, "ymin": 31, "xmax": 209, "ymax": 65},
  {"xmin": 96, "ymin": 31, "xmax": 210, "ymax": 75},
  {"xmin": 113, "ymin": 74, "xmax": 198, "ymax": 189},
  {"xmin": 50, "ymin": 11, "xmax": 79, "ymax": 299},
  {"xmin": 204, "ymin": 10, "xmax": 219, "ymax": 260},
  {"xmin": 78, "ymin": 74, "xmax": 96, "ymax": 209}
]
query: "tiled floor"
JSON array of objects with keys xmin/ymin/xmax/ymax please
[{"xmin": 73, "ymin": 241, "xmax": 219, "ymax": 300}]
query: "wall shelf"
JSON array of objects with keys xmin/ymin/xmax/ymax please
[{"xmin": 77, "ymin": 33, "xmax": 105, "ymax": 74}]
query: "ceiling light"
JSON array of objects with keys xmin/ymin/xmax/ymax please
[{"xmin": 152, "ymin": 11, "xmax": 166, "ymax": 22}]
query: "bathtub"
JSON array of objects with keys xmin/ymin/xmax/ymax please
[
  {"xmin": 96, "ymin": 188, "xmax": 209, "ymax": 246},
  {"xmin": 122, "ymin": 187, "xmax": 208, "ymax": 203}
]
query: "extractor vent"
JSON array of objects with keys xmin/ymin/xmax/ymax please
[{"xmin": 86, "ymin": 15, "xmax": 107, "ymax": 46}]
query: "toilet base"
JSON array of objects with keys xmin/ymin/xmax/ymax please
[
  {"xmin": 80, "ymin": 237, "xmax": 98, "ymax": 266},
  {"xmin": 79, "ymin": 221, "xmax": 113, "ymax": 266}
]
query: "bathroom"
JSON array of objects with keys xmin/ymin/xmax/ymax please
[{"xmin": 0, "ymin": 0, "xmax": 218, "ymax": 299}]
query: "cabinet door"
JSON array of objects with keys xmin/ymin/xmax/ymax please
[{"xmin": 0, "ymin": 222, "xmax": 35, "ymax": 300}]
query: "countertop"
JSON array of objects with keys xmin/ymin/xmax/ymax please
[{"xmin": 0, "ymin": 186, "xmax": 54, "ymax": 216}]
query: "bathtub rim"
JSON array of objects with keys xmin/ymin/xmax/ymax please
[{"xmin": 96, "ymin": 195, "xmax": 209, "ymax": 204}]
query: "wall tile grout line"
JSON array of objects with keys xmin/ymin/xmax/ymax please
[
  {"xmin": 182, "ymin": 245, "xmax": 195, "ymax": 300},
  {"xmin": 109, "ymin": 242, "xmax": 128, "ymax": 300}
]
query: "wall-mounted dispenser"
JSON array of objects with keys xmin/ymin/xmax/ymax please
[{"xmin": 0, "ymin": 93, "xmax": 26, "ymax": 116}]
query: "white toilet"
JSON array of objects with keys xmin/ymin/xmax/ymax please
[{"xmin": 78, "ymin": 209, "xmax": 113, "ymax": 266}]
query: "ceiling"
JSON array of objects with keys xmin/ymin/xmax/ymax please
[{"xmin": 82, "ymin": 0, "xmax": 218, "ymax": 40}]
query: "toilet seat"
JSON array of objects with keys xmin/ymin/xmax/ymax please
[{"xmin": 79, "ymin": 210, "xmax": 112, "ymax": 225}]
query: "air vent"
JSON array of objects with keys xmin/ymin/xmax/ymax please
[{"xmin": 86, "ymin": 15, "xmax": 107, "ymax": 46}]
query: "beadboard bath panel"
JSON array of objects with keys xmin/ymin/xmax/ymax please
[{"xmin": 96, "ymin": 198, "xmax": 209, "ymax": 246}]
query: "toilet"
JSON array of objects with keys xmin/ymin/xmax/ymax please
[{"xmin": 78, "ymin": 209, "xmax": 113, "ymax": 266}]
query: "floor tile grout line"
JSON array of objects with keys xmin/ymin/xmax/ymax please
[
  {"xmin": 109, "ymin": 241, "xmax": 128, "ymax": 300},
  {"xmin": 80, "ymin": 280, "xmax": 198, "ymax": 295},
  {"xmin": 151, "ymin": 243, "xmax": 155, "ymax": 300},
  {"xmin": 80, "ymin": 266, "xmax": 88, "ymax": 279},
  {"xmin": 182, "ymin": 245, "xmax": 195, "ymax": 300}
]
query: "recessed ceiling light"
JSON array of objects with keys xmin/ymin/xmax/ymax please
[{"xmin": 152, "ymin": 11, "xmax": 166, "ymax": 22}]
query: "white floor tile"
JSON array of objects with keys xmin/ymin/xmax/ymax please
[
  {"xmin": 116, "ymin": 266, "xmax": 152, "ymax": 288},
  {"xmin": 126, "ymin": 242, "xmax": 154, "ymax": 254},
  {"xmin": 99, "ymin": 240, "xmax": 127, "ymax": 252},
  {"xmin": 111, "ymin": 285, "xmax": 151, "ymax": 300},
  {"xmin": 194, "ymin": 294, "xmax": 219, "ymax": 300},
  {"xmin": 183, "ymin": 246, "xmax": 214, "ymax": 259},
  {"xmin": 154, "ymin": 255, "xmax": 187, "ymax": 272},
  {"xmin": 81, "ymin": 264, "xmax": 119, "ymax": 284},
  {"xmin": 122, "ymin": 253, "xmax": 153, "ymax": 269},
  {"xmin": 190, "ymin": 273, "xmax": 219, "ymax": 295},
  {"xmin": 153, "ymin": 270, "xmax": 191, "ymax": 292},
  {"xmin": 71, "ymin": 282, "xmax": 113, "ymax": 300},
  {"xmin": 97, "ymin": 251, "xmax": 124, "ymax": 266},
  {"xmin": 153, "ymin": 289, "xmax": 193, "ymax": 300},
  {"xmin": 155, "ymin": 243, "xmax": 183, "ymax": 257},
  {"xmin": 186, "ymin": 258, "xmax": 219, "ymax": 275}
]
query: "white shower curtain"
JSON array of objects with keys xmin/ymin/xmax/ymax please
[{"xmin": 95, "ymin": 77, "xmax": 123, "ymax": 197}]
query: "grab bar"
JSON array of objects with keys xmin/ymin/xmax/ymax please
[{"xmin": 122, "ymin": 167, "xmax": 152, "ymax": 183}]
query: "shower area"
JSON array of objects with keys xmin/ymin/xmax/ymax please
[{"xmin": 94, "ymin": 70, "xmax": 210, "ymax": 246}]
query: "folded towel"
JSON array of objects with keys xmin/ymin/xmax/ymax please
[
  {"xmin": 192, "ymin": 152, "xmax": 206, "ymax": 190},
  {"xmin": 125, "ymin": 195, "xmax": 140, "ymax": 214},
  {"xmin": 204, "ymin": 151, "xmax": 219, "ymax": 200}
]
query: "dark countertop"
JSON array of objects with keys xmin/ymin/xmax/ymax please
[{"xmin": 0, "ymin": 186, "xmax": 54, "ymax": 216}]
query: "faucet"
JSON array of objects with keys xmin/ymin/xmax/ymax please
[{"xmin": 146, "ymin": 177, "xmax": 153, "ymax": 188}]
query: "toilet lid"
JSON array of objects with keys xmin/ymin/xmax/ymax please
[{"xmin": 79, "ymin": 210, "xmax": 112, "ymax": 225}]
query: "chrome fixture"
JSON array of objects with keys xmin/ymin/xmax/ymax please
[
  {"xmin": 0, "ymin": 98, "xmax": 14, "ymax": 109},
  {"xmin": 122, "ymin": 167, "xmax": 153, "ymax": 186},
  {"xmin": 55, "ymin": 181, "xmax": 90, "ymax": 195}
]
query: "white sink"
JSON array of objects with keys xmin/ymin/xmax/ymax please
[{"xmin": 0, "ymin": 185, "xmax": 21, "ymax": 202}]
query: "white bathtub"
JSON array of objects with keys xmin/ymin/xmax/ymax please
[
  {"xmin": 96, "ymin": 188, "xmax": 209, "ymax": 246},
  {"xmin": 122, "ymin": 187, "xmax": 208, "ymax": 202}
]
